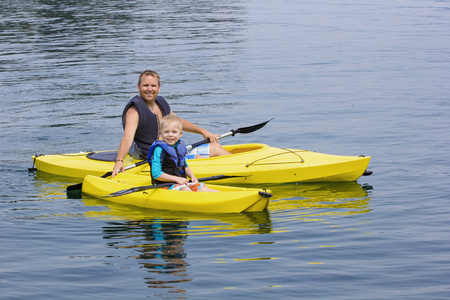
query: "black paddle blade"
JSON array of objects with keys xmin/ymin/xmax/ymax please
[
  {"xmin": 233, "ymin": 118, "xmax": 273, "ymax": 135},
  {"xmin": 67, "ymin": 183, "xmax": 83, "ymax": 192}
]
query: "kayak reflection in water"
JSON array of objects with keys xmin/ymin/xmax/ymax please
[
  {"xmin": 148, "ymin": 115, "xmax": 218, "ymax": 192},
  {"xmin": 103, "ymin": 219, "xmax": 192, "ymax": 291}
]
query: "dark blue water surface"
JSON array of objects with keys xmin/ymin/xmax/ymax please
[{"xmin": 1, "ymin": 0, "xmax": 449, "ymax": 299}]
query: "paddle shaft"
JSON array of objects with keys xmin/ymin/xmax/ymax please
[
  {"xmin": 103, "ymin": 160, "xmax": 147, "ymax": 178},
  {"xmin": 103, "ymin": 175, "xmax": 244, "ymax": 197},
  {"xmin": 186, "ymin": 131, "xmax": 233, "ymax": 151}
]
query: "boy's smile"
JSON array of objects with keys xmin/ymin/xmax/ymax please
[{"xmin": 161, "ymin": 121, "xmax": 183, "ymax": 146}]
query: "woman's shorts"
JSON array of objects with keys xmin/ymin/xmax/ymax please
[
  {"xmin": 186, "ymin": 144, "xmax": 210, "ymax": 159},
  {"xmin": 130, "ymin": 142, "xmax": 210, "ymax": 160}
]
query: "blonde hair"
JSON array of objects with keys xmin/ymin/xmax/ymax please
[{"xmin": 160, "ymin": 114, "xmax": 183, "ymax": 131}]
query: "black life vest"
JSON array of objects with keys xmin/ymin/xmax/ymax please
[{"xmin": 122, "ymin": 95, "xmax": 171, "ymax": 158}]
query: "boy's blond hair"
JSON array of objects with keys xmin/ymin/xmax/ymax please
[{"xmin": 160, "ymin": 114, "xmax": 183, "ymax": 131}]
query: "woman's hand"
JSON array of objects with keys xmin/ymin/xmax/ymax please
[
  {"xmin": 201, "ymin": 130, "xmax": 219, "ymax": 143},
  {"xmin": 111, "ymin": 161, "xmax": 124, "ymax": 178}
]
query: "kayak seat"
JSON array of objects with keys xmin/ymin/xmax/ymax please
[{"xmin": 87, "ymin": 151, "xmax": 118, "ymax": 162}]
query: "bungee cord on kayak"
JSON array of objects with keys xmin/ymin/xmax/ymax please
[{"xmin": 245, "ymin": 149, "xmax": 306, "ymax": 167}]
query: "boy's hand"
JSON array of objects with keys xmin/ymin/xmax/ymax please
[{"xmin": 175, "ymin": 177, "xmax": 189, "ymax": 185}]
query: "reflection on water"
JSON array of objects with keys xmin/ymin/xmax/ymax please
[
  {"xmin": 103, "ymin": 219, "xmax": 191, "ymax": 291},
  {"xmin": 82, "ymin": 181, "xmax": 371, "ymax": 293},
  {"xmin": 83, "ymin": 198, "xmax": 272, "ymax": 237},
  {"xmin": 30, "ymin": 170, "xmax": 372, "ymax": 294},
  {"xmin": 96, "ymin": 212, "xmax": 271, "ymax": 292},
  {"xmin": 268, "ymin": 182, "xmax": 372, "ymax": 222},
  {"xmin": 32, "ymin": 170, "xmax": 372, "ymax": 226},
  {"xmin": 32, "ymin": 170, "xmax": 83, "ymax": 187},
  {"xmin": 31, "ymin": 171, "xmax": 82, "ymax": 199}
]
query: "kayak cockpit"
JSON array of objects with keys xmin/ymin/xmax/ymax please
[
  {"xmin": 223, "ymin": 143, "xmax": 267, "ymax": 155},
  {"xmin": 83, "ymin": 143, "xmax": 268, "ymax": 162}
]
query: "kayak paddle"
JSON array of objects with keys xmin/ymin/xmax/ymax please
[
  {"xmin": 103, "ymin": 175, "xmax": 247, "ymax": 197},
  {"xmin": 186, "ymin": 118, "xmax": 273, "ymax": 150}
]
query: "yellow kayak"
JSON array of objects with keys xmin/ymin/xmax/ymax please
[
  {"xmin": 32, "ymin": 143, "xmax": 371, "ymax": 183},
  {"xmin": 82, "ymin": 173, "xmax": 272, "ymax": 213}
]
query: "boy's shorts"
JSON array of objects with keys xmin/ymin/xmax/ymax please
[
  {"xmin": 186, "ymin": 144, "xmax": 210, "ymax": 159},
  {"xmin": 169, "ymin": 182, "xmax": 206, "ymax": 191}
]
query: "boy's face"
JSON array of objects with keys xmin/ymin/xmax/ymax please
[{"xmin": 160, "ymin": 121, "xmax": 183, "ymax": 146}]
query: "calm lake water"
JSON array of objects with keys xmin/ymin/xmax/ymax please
[{"xmin": 1, "ymin": 0, "xmax": 450, "ymax": 299}]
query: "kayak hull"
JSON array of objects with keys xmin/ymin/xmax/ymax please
[
  {"xmin": 82, "ymin": 173, "xmax": 271, "ymax": 213},
  {"xmin": 33, "ymin": 143, "xmax": 371, "ymax": 183}
]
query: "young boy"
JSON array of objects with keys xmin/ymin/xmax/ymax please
[{"xmin": 147, "ymin": 114, "xmax": 217, "ymax": 192}]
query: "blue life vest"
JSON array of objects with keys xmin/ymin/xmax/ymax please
[
  {"xmin": 122, "ymin": 95, "xmax": 171, "ymax": 158},
  {"xmin": 147, "ymin": 140, "xmax": 188, "ymax": 184}
]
